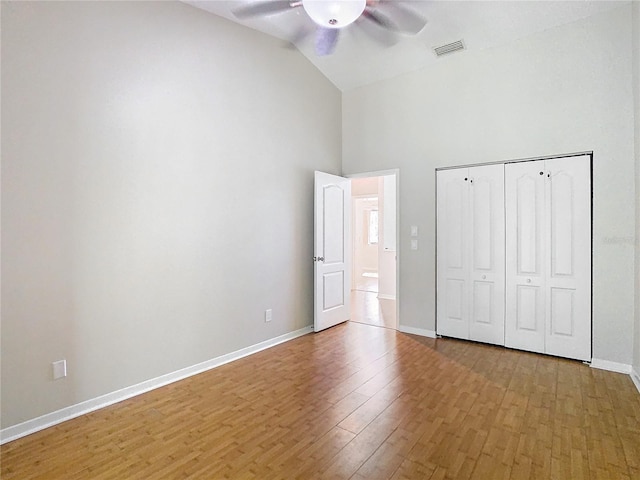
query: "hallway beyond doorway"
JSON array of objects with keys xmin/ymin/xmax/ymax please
[
  {"xmin": 354, "ymin": 272, "xmax": 378, "ymax": 293},
  {"xmin": 349, "ymin": 172, "xmax": 398, "ymax": 330},
  {"xmin": 350, "ymin": 290, "xmax": 396, "ymax": 329}
]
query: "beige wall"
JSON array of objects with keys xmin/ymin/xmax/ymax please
[
  {"xmin": 1, "ymin": 1, "xmax": 341, "ymax": 428},
  {"xmin": 343, "ymin": 5, "xmax": 636, "ymax": 364},
  {"xmin": 633, "ymin": 0, "xmax": 640, "ymax": 377}
]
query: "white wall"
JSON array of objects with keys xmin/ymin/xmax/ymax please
[
  {"xmin": 633, "ymin": 0, "xmax": 640, "ymax": 378},
  {"xmin": 343, "ymin": 5, "xmax": 635, "ymax": 365},
  {"xmin": 1, "ymin": 1, "xmax": 341, "ymax": 428},
  {"xmin": 377, "ymin": 177, "xmax": 396, "ymax": 299}
]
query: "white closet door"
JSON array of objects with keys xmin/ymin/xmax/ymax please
[
  {"xmin": 436, "ymin": 168, "xmax": 470, "ymax": 339},
  {"xmin": 468, "ymin": 164, "xmax": 505, "ymax": 345},
  {"xmin": 505, "ymin": 161, "xmax": 546, "ymax": 354},
  {"xmin": 544, "ymin": 156, "xmax": 591, "ymax": 361}
]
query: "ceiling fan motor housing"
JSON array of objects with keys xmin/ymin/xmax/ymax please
[{"xmin": 302, "ymin": 0, "xmax": 367, "ymax": 29}]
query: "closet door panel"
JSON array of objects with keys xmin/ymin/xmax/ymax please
[
  {"xmin": 437, "ymin": 169, "xmax": 469, "ymax": 339},
  {"xmin": 468, "ymin": 164, "xmax": 505, "ymax": 345},
  {"xmin": 544, "ymin": 156, "xmax": 591, "ymax": 361},
  {"xmin": 506, "ymin": 161, "xmax": 545, "ymax": 353}
]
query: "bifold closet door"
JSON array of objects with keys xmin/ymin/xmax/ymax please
[
  {"xmin": 437, "ymin": 168, "xmax": 469, "ymax": 340},
  {"xmin": 437, "ymin": 164, "xmax": 505, "ymax": 345},
  {"xmin": 505, "ymin": 156, "xmax": 591, "ymax": 361},
  {"xmin": 468, "ymin": 165, "xmax": 505, "ymax": 345},
  {"xmin": 504, "ymin": 161, "xmax": 546, "ymax": 354}
]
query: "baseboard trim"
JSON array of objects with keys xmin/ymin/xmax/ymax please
[
  {"xmin": 398, "ymin": 325, "xmax": 436, "ymax": 338},
  {"xmin": 631, "ymin": 368, "xmax": 640, "ymax": 394},
  {"xmin": 377, "ymin": 294, "xmax": 396, "ymax": 300},
  {"xmin": 590, "ymin": 358, "xmax": 632, "ymax": 374},
  {"xmin": 0, "ymin": 326, "xmax": 313, "ymax": 445}
]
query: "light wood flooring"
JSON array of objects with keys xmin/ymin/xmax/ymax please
[
  {"xmin": 350, "ymin": 290, "xmax": 397, "ymax": 330},
  {"xmin": 2, "ymin": 322, "xmax": 639, "ymax": 479}
]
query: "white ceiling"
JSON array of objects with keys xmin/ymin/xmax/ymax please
[{"xmin": 184, "ymin": 1, "xmax": 627, "ymax": 91}]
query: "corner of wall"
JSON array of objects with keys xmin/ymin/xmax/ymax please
[
  {"xmin": 633, "ymin": 0, "xmax": 640, "ymax": 376},
  {"xmin": 632, "ymin": 367, "xmax": 640, "ymax": 394}
]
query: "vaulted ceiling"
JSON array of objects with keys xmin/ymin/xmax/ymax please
[{"xmin": 185, "ymin": 1, "xmax": 626, "ymax": 91}]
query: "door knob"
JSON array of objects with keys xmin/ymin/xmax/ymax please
[
  {"xmin": 526, "ymin": 278, "xmax": 532, "ymax": 283},
  {"xmin": 482, "ymin": 275, "xmax": 486, "ymax": 280},
  {"xmin": 313, "ymin": 256, "xmax": 325, "ymax": 262}
]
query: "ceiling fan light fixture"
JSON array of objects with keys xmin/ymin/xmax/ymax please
[{"xmin": 302, "ymin": 0, "xmax": 366, "ymax": 29}]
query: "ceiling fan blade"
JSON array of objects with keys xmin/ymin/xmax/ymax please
[
  {"xmin": 315, "ymin": 27, "xmax": 340, "ymax": 56},
  {"xmin": 357, "ymin": 12, "xmax": 398, "ymax": 47},
  {"xmin": 232, "ymin": 1, "xmax": 297, "ymax": 19},
  {"xmin": 379, "ymin": 1, "xmax": 427, "ymax": 35},
  {"xmin": 361, "ymin": 8, "xmax": 399, "ymax": 33}
]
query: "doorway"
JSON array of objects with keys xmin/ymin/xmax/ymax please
[
  {"xmin": 353, "ymin": 196, "xmax": 379, "ymax": 293},
  {"xmin": 349, "ymin": 173, "xmax": 398, "ymax": 329}
]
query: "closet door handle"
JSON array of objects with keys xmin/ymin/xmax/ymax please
[{"xmin": 526, "ymin": 278, "xmax": 532, "ymax": 283}]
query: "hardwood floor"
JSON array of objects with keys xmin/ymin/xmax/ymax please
[{"xmin": 2, "ymin": 322, "xmax": 639, "ymax": 479}]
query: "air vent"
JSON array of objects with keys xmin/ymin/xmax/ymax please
[{"xmin": 433, "ymin": 40, "xmax": 466, "ymax": 57}]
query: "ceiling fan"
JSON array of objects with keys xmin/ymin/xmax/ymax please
[{"xmin": 233, "ymin": 0, "xmax": 427, "ymax": 56}]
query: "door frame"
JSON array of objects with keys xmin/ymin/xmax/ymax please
[{"xmin": 346, "ymin": 169, "xmax": 400, "ymax": 329}]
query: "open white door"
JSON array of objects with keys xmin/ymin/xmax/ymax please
[{"xmin": 314, "ymin": 171, "xmax": 351, "ymax": 332}]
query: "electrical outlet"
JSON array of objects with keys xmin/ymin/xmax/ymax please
[
  {"xmin": 265, "ymin": 309, "xmax": 272, "ymax": 323},
  {"xmin": 52, "ymin": 359, "xmax": 67, "ymax": 380}
]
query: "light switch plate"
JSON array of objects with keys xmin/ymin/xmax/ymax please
[
  {"xmin": 411, "ymin": 225, "xmax": 418, "ymax": 237},
  {"xmin": 411, "ymin": 239, "xmax": 418, "ymax": 250}
]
